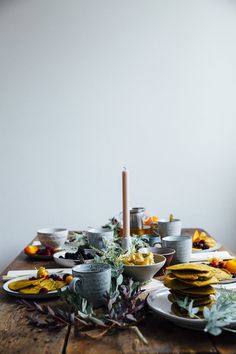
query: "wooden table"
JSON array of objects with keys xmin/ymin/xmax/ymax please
[{"xmin": 1, "ymin": 228, "xmax": 236, "ymax": 354}]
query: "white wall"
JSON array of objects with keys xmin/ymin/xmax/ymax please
[{"xmin": 1, "ymin": 0, "xmax": 236, "ymax": 272}]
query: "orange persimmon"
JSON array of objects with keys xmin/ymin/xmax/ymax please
[
  {"xmin": 225, "ymin": 260, "xmax": 236, "ymax": 274},
  {"xmin": 24, "ymin": 245, "xmax": 39, "ymax": 255}
]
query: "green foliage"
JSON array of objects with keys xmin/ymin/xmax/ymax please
[
  {"xmin": 93, "ymin": 241, "xmax": 124, "ymax": 278},
  {"xmin": 203, "ymin": 289, "xmax": 236, "ymax": 336},
  {"xmin": 176, "ymin": 297, "xmax": 199, "ymax": 318},
  {"xmin": 175, "ymin": 289, "xmax": 236, "ymax": 336}
]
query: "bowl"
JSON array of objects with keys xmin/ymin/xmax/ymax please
[
  {"xmin": 53, "ymin": 249, "xmax": 96, "ymax": 268},
  {"xmin": 123, "ymin": 254, "xmax": 166, "ymax": 283},
  {"xmin": 37, "ymin": 228, "xmax": 68, "ymax": 249},
  {"xmin": 139, "ymin": 247, "xmax": 175, "ymax": 276}
]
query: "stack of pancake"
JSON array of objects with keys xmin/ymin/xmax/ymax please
[{"xmin": 163, "ymin": 263, "xmax": 229, "ymax": 315}]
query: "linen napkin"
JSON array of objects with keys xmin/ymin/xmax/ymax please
[
  {"xmin": 190, "ymin": 251, "xmax": 234, "ymax": 262},
  {"xmin": 2, "ymin": 268, "xmax": 72, "ymax": 281},
  {"xmin": 141, "ymin": 278, "xmax": 165, "ymax": 294}
]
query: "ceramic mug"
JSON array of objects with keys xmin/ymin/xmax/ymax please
[
  {"xmin": 142, "ymin": 234, "xmax": 161, "ymax": 247},
  {"xmin": 162, "ymin": 235, "xmax": 192, "ymax": 264},
  {"xmin": 86, "ymin": 227, "xmax": 114, "ymax": 250},
  {"xmin": 69, "ymin": 263, "xmax": 111, "ymax": 308},
  {"xmin": 158, "ymin": 219, "xmax": 182, "ymax": 238}
]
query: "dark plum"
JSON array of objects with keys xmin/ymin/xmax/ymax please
[{"xmin": 39, "ymin": 287, "xmax": 49, "ymax": 294}]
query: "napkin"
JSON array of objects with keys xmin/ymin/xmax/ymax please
[
  {"xmin": 141, "ymin": 278, "xmax": 165, "ymax": 294},
  {"xmin": 214, "ymin": 282, "xmax": 236, "ymax": 291},
  {"xmin": 190, "ymin": 251, "xmax": 234, "ymax": 262},
  {"xmin": 2, "ymin": 268, "xmax": 72, "ymax": 281}
]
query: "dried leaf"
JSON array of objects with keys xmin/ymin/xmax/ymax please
[
  {"xmin": 126, "ymin": 314, "xmax": 137, "ymax": 322},
  {"xmin": 81, "ymin": 327, "xmax": 111, "ymax": 339}
]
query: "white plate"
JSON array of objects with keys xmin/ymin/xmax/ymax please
[
  {"xmin": 3, "ymin": 274, "xmax": 68, "ymax": 299},
  {"xmin": 192, "ymin": 243, "xmax": 221, "ymax": 253},
  {"xmin": 53, "ymin": 250, "xmax": 95, "ymax": 268},
  {"xmin": 147, "ymin": 288, "xmax": 236, "ymax": 331}
]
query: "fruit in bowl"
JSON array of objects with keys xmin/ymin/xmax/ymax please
[
  {"xmin": 139, "ymin": 247, "xmax": 175, "ymax": 276},
  {"xmin": 192, "ymin": 230, "xmax": 216, "ymax": 250},
  {"xmin": 53, "ymin": 247, "xmax": 96, "ymax": 267},
  {"xmin": 120, "ymin": 251, "xmax": 166, "ymax": 283},
  {"xmin": 24, "ymin": 245, "xmax": 55, "ymax": 257}
]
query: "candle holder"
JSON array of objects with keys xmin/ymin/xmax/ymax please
[{"xmin": 121, "ymin": 236, "xmax": 132, "ymax": 253}]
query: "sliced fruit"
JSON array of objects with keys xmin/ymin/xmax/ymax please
[
  {"xmin": 151, "ymin": 216, "xmax": 159, "ymax": 223},
  {"xmin": 55, "ymin": 280, "xmax": 67, "ymax": 288},
  {"xmin": 192, "ymin": 230, "xmax": 200, "ymax": 242},
  {"xmin": 8, "ymin": 279, "xmax": 41, "ymax": 291},
  {"xmin": 20, "ymin": 285, "xmax": 42, "ymax": 294},
  {"xmin": 37, "ymin": 266, "xmax": 49, "ymax": 278},
  {"xmin": 144, "ymin": 217, "xmax": 152, "ymax": 225}
]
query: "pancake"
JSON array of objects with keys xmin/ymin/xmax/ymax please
[
  {"xmin": 172, "ymin": 270, "xmax": 214, "ymax": 281},
  {"xmin": 174, "ymin": 285, "xmax": 216, "ymax": 296},
  {"xmin": 164, "ymin": 274, "xmax": 195, "ymax": 290},
  {"xmin": 169, "ymin": 293, "xmax": 213, "ymax": 307},
  {"xmin": 178, "ymin": 275, "xmax": 219, "ymax": 287},
  {"xmin": 170, "ymin": 290, "xmax": 212, "ymax": 302},
  {"xmin": 172, "ymin": 271, "xmax": 199, "ymax": 281},
  {"xmin": 167, "ymin": 263, "xmax": 213, "ymax": 273},
  {"xmin": 210, "ymin": 267, "xmax": 232, "ymax": 281}
]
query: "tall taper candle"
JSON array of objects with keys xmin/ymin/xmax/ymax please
[{"xmin": 122, "ymin": 168, "xmax": 130, "ymax": 237}]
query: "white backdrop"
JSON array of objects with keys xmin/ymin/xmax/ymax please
[{"xmin": 1, "ymin": 0, "xmax": 236, "ymax": 272}]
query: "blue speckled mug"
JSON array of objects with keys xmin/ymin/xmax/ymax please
[{"xmin": 70, "ymin": 263, "xmax": 111, "ymax": 308}]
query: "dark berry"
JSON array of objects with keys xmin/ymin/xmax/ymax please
[
  {"xmin": 63, "ymin": 273, "xmax": 70, "ymax": 281},
  {"xmin": 39, "ymin": 287, "xmax": 48, "ymax": 294},
  {"xmin": 49, "ymin": 274, "xmax": 58, "ymax": 280}
]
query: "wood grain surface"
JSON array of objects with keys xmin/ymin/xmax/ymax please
[{"xmin": 0, "ymin": 228, "xmax": 235, "ymax": 354}]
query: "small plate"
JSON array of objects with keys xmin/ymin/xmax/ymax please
[
  {"xmin": 192, "ymin": 243, "xmax": 221, "ymax": 253},
  {"xmin": 147, "ymin": 288, "xmax": 236, "ymax": 331},
  {"xmin": 24, "ymin": 246, "xmax": 58, "ymax": 260},
  {"xmin": 24, "ymin": 253, "xmax": 53, "ymax": 261},
  {"xmin": 3, "ymin": 274, "xmax": 68, "ymax": 299},
  {"xmin": 200, "ymin": 262, "xmax": 236, "ymax": 284},
  {"xmin": 53, "ymin": 250, "xmax": 95, "ymax": 268}
]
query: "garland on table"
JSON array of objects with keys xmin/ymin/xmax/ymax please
[{"xmin": 17, "ymin": 276, "xmax": 148, "ymax": 344}]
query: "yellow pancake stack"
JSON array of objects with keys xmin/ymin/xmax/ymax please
[{"xmin": 164, "ymin": 263, "xmax": 232, "ymax": 315}]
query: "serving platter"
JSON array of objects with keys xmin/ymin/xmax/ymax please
[
  {"xmin": 147, "ymin": 288, "xmax": 236, "ymax": 331},
  {"xmin": 3, "ymin": 274, "xmax": 68, "ymax": 299}
]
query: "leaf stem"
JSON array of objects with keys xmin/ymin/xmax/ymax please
[{"xmin": 130, "ymin": 326, "xmax": 148, "ymax": 345}]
